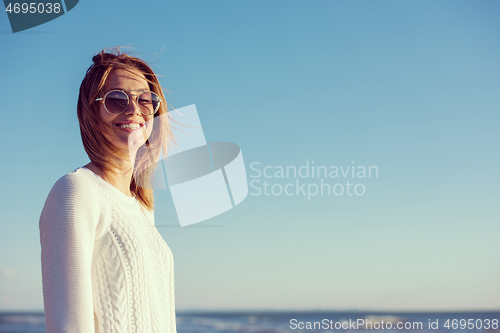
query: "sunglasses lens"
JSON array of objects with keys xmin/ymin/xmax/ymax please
[
  {"xmin": 138, "ymin": 91, "xmax": 160, "ymax": 115},
  {"xmin": 104, "ymin": 91, "xmax": 128, "ymax": 114}
]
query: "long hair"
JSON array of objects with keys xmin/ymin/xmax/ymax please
[{"xmin": 77, "ymin": 49, "xmax": 173, "ymax": 211}]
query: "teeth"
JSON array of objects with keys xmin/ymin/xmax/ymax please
[{"xmin": 118, "ymin": 123, "xmax": 141, "ymax": 129}]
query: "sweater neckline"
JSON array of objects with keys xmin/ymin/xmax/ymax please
[{"xmin": 78, "ymin": 167, "xmax": 138, "ymax": 206}]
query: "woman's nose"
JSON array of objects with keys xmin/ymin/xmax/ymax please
[{"xmin": 124, "ymin": 95, "xmax": 142, "ymax": 114}]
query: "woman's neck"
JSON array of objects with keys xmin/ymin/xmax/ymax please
[{"xmin": 84, "ymin": 159, "xmax": 135, "ymax": 198}]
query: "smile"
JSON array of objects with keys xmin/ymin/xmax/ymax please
[{"xmin": 113, "ymin": 123, "xmax": 145, "ymax": 131}]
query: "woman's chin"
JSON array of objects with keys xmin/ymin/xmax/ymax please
[
  {"xmin": 109, "ymin": 138, "xmax": 146, "ymax": 159},
  {"xmin": 113, "ymin": 131, "xmax": 147, "ymax": 150}
]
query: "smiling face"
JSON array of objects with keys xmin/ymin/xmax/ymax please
[{"xmin": 98, "ymin": 68, "xmax": 154, "ymax": 158}]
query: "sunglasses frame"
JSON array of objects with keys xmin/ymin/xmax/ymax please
[{"xmin": 95, "ymin": 89, "xmax": 161, "ymax": 116}]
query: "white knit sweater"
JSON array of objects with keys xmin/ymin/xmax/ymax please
[{"xmin": 39, "ymin": 167, "xmax": 176, "ymax": 333}]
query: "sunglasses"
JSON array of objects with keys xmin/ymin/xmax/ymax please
[{"xmin": 96, "ymin": 89, "xmax": 161, "ymax": 115}]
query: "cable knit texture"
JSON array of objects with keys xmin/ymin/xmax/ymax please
[{"xmin": 39, "ymin": 167, "xmax": 176, "ymax": 333}]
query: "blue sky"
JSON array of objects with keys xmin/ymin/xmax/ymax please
[{"xmin": 0, "ymin": 0, "xmax": 499, "ymax": 312}]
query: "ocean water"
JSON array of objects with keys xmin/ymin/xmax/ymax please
[{"xmin": 0, "ymin": 311, "xmax": 499, "ymax": 333}]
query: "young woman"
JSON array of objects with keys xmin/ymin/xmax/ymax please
[{"xmin": 39, "ymin": 50, "xmax": 176, "ymax": 333}]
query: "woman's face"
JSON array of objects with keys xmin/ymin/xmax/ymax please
[{"xmin": 98, "ymin": 68, "xmax": 155, "ymax": 157}]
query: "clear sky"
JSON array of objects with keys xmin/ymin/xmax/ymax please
[{"xmin": 0, "ymin": 0, "xmax": 499, "ymax": 312}]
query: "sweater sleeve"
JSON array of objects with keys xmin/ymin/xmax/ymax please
[{"xmin": 39, "ymin": 174, "xmax": 100, "ymax": 333}]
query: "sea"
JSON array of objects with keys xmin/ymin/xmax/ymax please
[{"xmin": 0, "ymin": 311, "xmax": 498, "ymax": 333}]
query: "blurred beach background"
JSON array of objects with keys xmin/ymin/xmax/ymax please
[
  {"xmin": 0, "ymin": 0, "xmax": 499, "ymax": 332},
  {"xmin": 1, "ymin": 311, "xmax": 500, "ymax": 332}
]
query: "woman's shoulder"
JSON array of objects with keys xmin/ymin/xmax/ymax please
[
  {"xmin": 45, "ymin": 167, "xmax": 140, "ymax": 213},
  {"xmin": 40, "ymin": 168, "xmax": 105, "ymax": 234},
  {"xmin": 41, "ymin": 167, "xmax": 111, "ymax": 220},
  {"xmin": 48, "ymin": 167, "xmax": 102, "ymax": 200}
]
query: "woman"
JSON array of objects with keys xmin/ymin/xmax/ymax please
[{"xmin": 39, "ymin": 49, "xmax": 176, "ymax": 333}]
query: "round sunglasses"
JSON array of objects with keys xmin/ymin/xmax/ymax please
[{"xmin": 96, "ymin": 89, "xmax": 161, "ymax": 115}]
